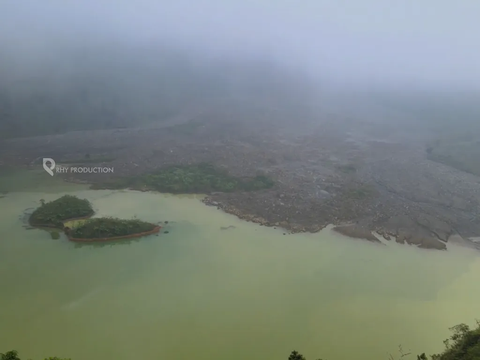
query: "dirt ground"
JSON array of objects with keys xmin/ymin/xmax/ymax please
[{"xmin": 2, "ymin": 98, "xmax": 480, "ymax": 250}]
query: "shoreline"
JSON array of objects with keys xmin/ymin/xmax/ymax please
[
  {"xmin": 200, "ymin": 197, "xmax": 477, "ymax": 251},
  {"xmin": 4, "ymin": 117, "xmax": 480, "ymax": 253},
  {"xmin": 67, "ymin": 225, "xmax": 161, "ymax": 242},
  {"xmin": 16, "ymin": 174, "xmax": 479, "ymax": 251},
  {"xmin": 51, "ymin": 179, "xmax": 476, "ymax": 251},
  {"xmin": 28, "ymin": 208, "xmax": 161, "ymax": 243}
]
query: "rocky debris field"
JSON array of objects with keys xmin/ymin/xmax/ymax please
[{"xmin": 2, "ymin": 102, "xmax": 480, "ymax": 251}]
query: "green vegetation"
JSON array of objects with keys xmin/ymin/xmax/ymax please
[
  {"xmin": 92, "ymin": 163, "xmax": 274, "ymax": 193},
  {"xmin": 29, "ymin": 195, "xmax": 93, "ymax": 228},
  {"xmin": 50, "ymin": 231, "xmax": 60, "ymax": 239},
  {"xmin": 1, "ymin": 350, "xmax": 69, "ymax": 360},
  {"xmin": 69, "ymin": 217, "xmax": 156, "ymax": 239},
  {"xmin": 3, "ymin": 320, "xmax": 480, "ymax": 359},
  {"xmin": 288, "ymin": 350, "xmax": 309, "ymax": 360},
  {"xmin": 430, "ymin": 322, "xmax": 480, "ymax": 360},
  {"xmin": 288, "ymin": 320, "xmax": 480, "ymax": 360}
]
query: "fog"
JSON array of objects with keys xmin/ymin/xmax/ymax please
[
  {"xmin": 1, "ymin": 0, "xmax": 479, "ymax": 89},
  {"xmin": 1, "ymin": 0, "xmax": 480, "ymax": 138},
  {"xmin": 3, "ymin": 4, "xmax": 480, "ymax": 359}
]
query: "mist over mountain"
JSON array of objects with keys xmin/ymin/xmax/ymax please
[{"xmin": 0, "ymin": 39, "xmax": 319, "ymax": 138}]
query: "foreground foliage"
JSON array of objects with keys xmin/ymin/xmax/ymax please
[
  {"xmin": 69, "ymin": 217, "xmax": 156, "ymax": 239},
  {"xmin": 92, "ymin": 163, "xmax": 274, "ymax": 193},
  {"xmin": 430, "ymin": 322, "xmax": 480, "ymax": 360},
  {"xmin": 5, "ymin": 321, "xmax": 479, "ymax": 360},
  {"xmin": 0, "ymin": 350, "xmax": 68, "ymax": 360},
  {"xmin": 29, "ymin": 195, "xmax": 93, "ymax": 228},
  {"xmin": 288, "ymin": 320, "xmax": 480, "ymax": 360}
]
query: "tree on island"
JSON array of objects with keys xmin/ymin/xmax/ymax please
[{"xmin": 288, "ymin": 350, "xmax": 306, "ymax": 360}]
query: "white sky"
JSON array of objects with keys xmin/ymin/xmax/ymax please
[{"xmin": 1, "ymin": 0, "xmax": 479, "ymax": 88}]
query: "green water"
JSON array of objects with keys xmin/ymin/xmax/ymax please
[{"xmin": 1, "ymin": 169, "xmax": 480, "ymax": 360}]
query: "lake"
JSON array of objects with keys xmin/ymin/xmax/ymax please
[{"xmin": 1, "ymin": 168, "xmax": 480, "ymax": 360}]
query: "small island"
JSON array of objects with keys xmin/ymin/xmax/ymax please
[
  {"xmin": 29, "ymin": 195, "xmax": 160, "ymax": 242},
  {"xmin": 29, "ymin": 195, "xmax": 94, "ymax": 229},
  {"xmin": 66, "ymin": 217, "xmax": 160, "ymax": 242}
]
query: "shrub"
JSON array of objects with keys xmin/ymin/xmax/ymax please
[
  {"xmin": 29, "ymin": 195, "xmax": 93, "ymax": 228},
  {"xmin": 70, "ymin": 217, "xmax": 156, "ymax": 239}
]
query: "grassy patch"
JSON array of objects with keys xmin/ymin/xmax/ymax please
[
  {"xmin": 69, "ymin": 217, "xmax": 156, "ymax": 239},
  {"xmin": 3, "ymin": 319, "xmax": 480, "ymax": 360},
  {"xmin": 91, "ymin": 163, "xmax": 274, "ymax": 193},
  {"xmin": 29, "ymin": 195, "xmax": 93, "ymax": 228}
]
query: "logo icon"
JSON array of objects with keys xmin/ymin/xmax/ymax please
[{"xmin": 43, "ymin": 158, "xmax": 55, "ymax": 176}]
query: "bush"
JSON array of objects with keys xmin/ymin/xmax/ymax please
[
  {"xmin": 288, "ymin": 320, "xmax": 480, "ymax": 360},
  {"xmin": 432, "ymin": 322, "xmax": 480, "ymax": 360},
  {"xmin": 29, "ymin": 195, "xmax": 93, "ymax": 228},
  {"xmin": 0, "ymin": 351, "xmax": 70, "ymax": 360},
  {"xmin": 69, "ymin": 217, "xmax": 156, "ymax": 239}
]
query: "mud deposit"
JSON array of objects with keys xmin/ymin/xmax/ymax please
[{"xmin": 2, "ymin": 100, "xmax": 480, "ymax": 250}]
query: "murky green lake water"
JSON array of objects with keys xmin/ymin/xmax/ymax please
[{"xmin": 1, "ymin": 169, "xmax": 480, "ymax": 360}]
